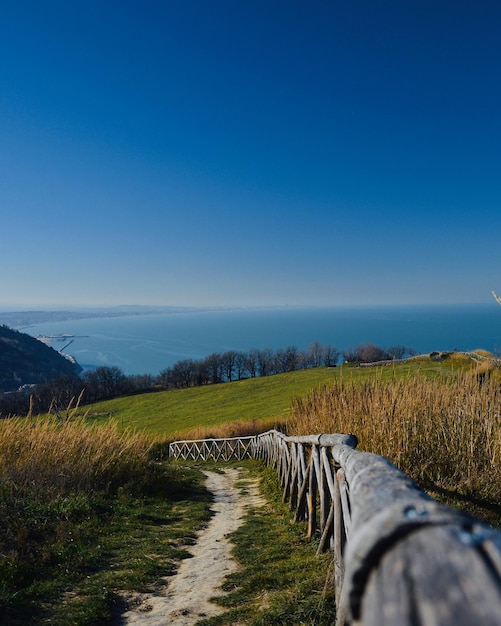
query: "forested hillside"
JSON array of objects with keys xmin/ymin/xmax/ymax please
[{"xmin": 0, "ymin": 325, "xmax": 81, "ymax": 391}]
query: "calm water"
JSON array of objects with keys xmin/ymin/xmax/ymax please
[{"xmin": 23, "ymin": 305, "xmax": 501, "ymax": 376}]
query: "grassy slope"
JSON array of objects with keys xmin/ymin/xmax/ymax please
[
  {"xmin": 79, "ymin": 368, "xmax": 340, "ymax": 437},
  {"xmin": 78, "ymin": 354, "xmax": 483, "ymax": 439}
]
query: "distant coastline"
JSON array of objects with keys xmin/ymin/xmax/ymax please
[
  {"xmin": 36, "ymin": 334, "xmax": 89, "ymax": 346},
  {"xmin": 15, "ymin": 303, "xmax": 501, "ymax": 377},
  {"xmin": 0, "ymin": 306, "xmax": 224, "ymax": 329},
  {"xmin": 0, "ymin": 302, "xmax": 496, "ymax": 331}
]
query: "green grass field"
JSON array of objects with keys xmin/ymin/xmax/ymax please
[
  {"xmin": 78, "ymin": 367, "xmax": 339, "ymax": 437},
  {"xmin": 77, "ymin": 353, "xmax": 485, "ymax": 439}
]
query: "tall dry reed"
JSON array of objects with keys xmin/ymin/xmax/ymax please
[
  {"xmin": 0, "ymin": 417, "xmax": 155, "ymax": 501},
  {"xmin": 288, "ymin": 371, "xmax": 501, "ymax": 499}
]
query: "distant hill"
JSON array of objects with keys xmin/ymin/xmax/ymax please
[
  {"xmin": 0, "ymin": 325, "xmax": 81, "ymax": 392},
  {"xmin": 0, "ymin": 306, "xmax": 206, "ymax": 328}
]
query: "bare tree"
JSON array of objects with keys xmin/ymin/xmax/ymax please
[
  {"xmin": 342, "ymin": 347, "xmax": 360, "ymax": 363},
  {"xmin": 357, "ymin": 343, "xmax": 387, "ymax": 363},
  {"xmin": 205, "ymin": 352, "xmax": 223, "ymax": 384},
  {"xmin": 273, "ymin": 348, "xmax": 286, "ymax": 373},
  {"xmin": 257, "ymin": 348, "xmax": 274, "ymax": 377},
  {"xmin": 32, "ymin": 374, "xmax": 84, "ymax": 413},
  {"xmin": 129, "ymin": 374, "xmax": 153, "ymax": 390},
  {"xmin": 283, "ymin": 345, "xmax": 299, "ymax": 371},
  {"xmin": 234, "ymin": 351, "xmax": 248, "ymax": 380},
  {"xmin": 170, "ymin": 359, "xmax": 197, "ymax": 388},
  {"xmin": 156, "ymin": 367, "xmax": 173, "ymax": 389},
  {"xmin": 82, "ymin": 366, "xmax": 131, "ymax": 400},
  {"xmin": 387, "ymin": 345, "xmax": 406, "ymax": 360},
  {"xmin": 195, "ymin": 359, "xmax": 210, "ymax": 386},
  {"xmin": 297, "ymin": 350, "xmax": 309, "ymax": 369},
  {"xmin": 323, "ymin": 345, "xmax": 340, "ymax": 366},
  {"xmin": 245, "ymin": 349, "xmax": 259, "ymax": 378},
  {"xmin": 306, "ymin": 342, "xmax": 324, "ymax": 367},
  {"xmin": 221, "ymin": 350, "xmax": 238, "ymax": 382}
]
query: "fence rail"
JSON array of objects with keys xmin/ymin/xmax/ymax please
[{"xmin": 169, "ymin": 430, "xmax": 501, "ymax": 625}]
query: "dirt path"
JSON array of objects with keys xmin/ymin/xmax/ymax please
[{"xmin": 119, "ymin": 468, "xmax": 265, "ymax": 626}]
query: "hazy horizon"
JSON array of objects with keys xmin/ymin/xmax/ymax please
[{"xmin": 0, "ymin": 300, "xmax": 498, "ymax": 314}]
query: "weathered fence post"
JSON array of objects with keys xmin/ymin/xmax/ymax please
[
  {"xmin": 307, "ymin": 444, "xmax": 319, "ymax": 537},
  {"xmin": 332, "ymin": 443, "xmax": 501, "ymax": 625}
]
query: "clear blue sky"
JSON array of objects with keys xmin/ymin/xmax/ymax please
[{"xmin": 2, "ymin": 0, "xmax": 500, "ymax": 308}]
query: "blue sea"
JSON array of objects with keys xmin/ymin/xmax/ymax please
[{"xmin": 23, "ymin": 305, "xmax": 501, "ymax": 376}]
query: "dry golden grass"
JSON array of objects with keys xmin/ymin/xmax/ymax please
[
  {"xmin": 472, "ymin": 348, "xmax": 495, "ymax": 358},
  {"xmin": 288, "ymin": 368, "xmax": 501, "ymax": 500},
  {"xmin": 170, "ymin": 417, "xmax": 286, "ymax": 441},
  {"xmin": 0, "ymin": 417, "xmax": 155, "ymax": 501}
]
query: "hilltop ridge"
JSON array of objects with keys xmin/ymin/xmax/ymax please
[{"xmin": 0, "ymin": 325, "xmax": 81, "ymax": 392}]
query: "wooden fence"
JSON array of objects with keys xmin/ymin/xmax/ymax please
[
  {"xmin": 170, "ymin": 430, "xmax": 501, "ymax": 625},
  {"xmin": 169, "ymin": 435, "xmax": 255, "ymax": 461}
]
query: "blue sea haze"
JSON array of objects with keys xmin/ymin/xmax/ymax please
[{"xmin": 23, "ymin": 305, "xmax": 501, "ymax": 376}]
